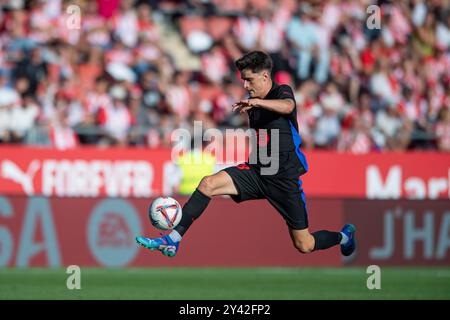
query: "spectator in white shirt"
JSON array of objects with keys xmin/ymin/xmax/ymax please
[
  {"xmin": 375, "ymin": 104, "xmax": 412, "ymax": 150},
  {"xmin": 0, "ymin": 72, "xmax": 20, "ymax": 142},
  {"xmin": 287, "ymin": 7, "xmax": 324, "ymax": 82},
  {"xmin": 314, "ymin": 100, "xmax": 341, "ymax": 148},
  {"xmin": 9, "ymin": 94, "xmax": 39, "ymax": 142},
  {"xmin": 110, "ymin": 0, "xmax": 139, "ymax": 48},
  {"xmin": 233, "ymin": 5, "xmax": 262, "ymax": 51}
]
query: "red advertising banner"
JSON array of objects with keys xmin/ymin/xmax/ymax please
[
  {"xmin": 302, "ymin": 151, "xmax": 450, "ymax": 199},
  {"xmin": 343, "ymin": 200, "xmax": 450, "ymax": 266},
  {"xmin": 0, "ymin": 196, "xmax": 341, "ymax": 267},
  {"xmin": 1, "ymin": 195, "xmax": 448, "ymax": 267},
  {"xmin": 0, "ymin": 146, "xmax": 172, "ymax": 198},
  {"xmin": 0, "ymin": 146, "xmax": 449, "ymax": 199}
]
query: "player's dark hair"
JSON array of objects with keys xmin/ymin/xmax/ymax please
[{"xmin": 235, "ymin": 51, "xmax": 273, "ymax": 74}]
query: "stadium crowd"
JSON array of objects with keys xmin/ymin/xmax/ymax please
[{"xmin": 0, "ymin": 0, "xmax": 449, "ymax": 152}]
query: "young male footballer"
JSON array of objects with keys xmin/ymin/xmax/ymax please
[{"xmin": 136, "ymin": 51, "xmax": 356, "ymax": 258}]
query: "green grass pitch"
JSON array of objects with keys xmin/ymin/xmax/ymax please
[{"xmin": 0, "ymin": 267, "xmax": 449, "ymax": 300}]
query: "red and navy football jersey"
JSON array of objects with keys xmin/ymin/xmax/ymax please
[{"xmin": 248, "ymin": 82, "xmax": 308, "ymax": 174}]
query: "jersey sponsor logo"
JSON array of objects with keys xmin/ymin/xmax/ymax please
[
  {"xmin": 1, "ymin": 160, "xmax": 40, "ymax": 195},
  {"xmin": 366, "ymin": 165, "xmax": 450, "ymax": 199},
  {"xmin": 88, "ymin": 199, "xmax": 141, "ymax": 267},
  {"xmin": 237, "ymin": 163, "xmax": 250, "ymax": 170},
  {"xmin": 281, "ymin": 91, "xmax": 293, "ymax": 97},
  {"xmin": 0, "ymin": 159, "xmax": 155, "ymax": 197}
]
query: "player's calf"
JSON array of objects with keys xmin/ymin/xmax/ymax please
[
  {"xmin": 293, "ymin": 239, "xmax": 314, "ymax": 254},
  {"xmin": 289, "ymin": 229, "xmax": 315, "ymax": 254},
  {"xmin": 290, "ymin": 228, "xmax": 344, "ymax": 254}
]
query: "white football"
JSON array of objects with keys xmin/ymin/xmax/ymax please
[{"xmin": 149, "ymin": 197, "xmax": 182, "ymax": 230}]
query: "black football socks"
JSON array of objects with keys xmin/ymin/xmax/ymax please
[
  {"xmin": 312, "ymin": 230, "xmax": 342, "ymax": 251},
  {"xmin": 174, "ymin": 188, "xmax": 211, "ymax": 236}
]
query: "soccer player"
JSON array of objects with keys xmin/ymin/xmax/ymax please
[{"xmin": 136, "ymin": 51, "xmax": 356, "ymax": 257}]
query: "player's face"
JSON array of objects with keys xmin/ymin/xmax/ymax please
[{"xmin": 241, "ymin": 69, "xmax": 270, "ymax": 98}]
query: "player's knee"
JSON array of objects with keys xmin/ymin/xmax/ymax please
[
  {"xmin": 198, "ymin": 176, "xmax": 216, "ymax": 196},
  {"xmin": 293, "ymin": 239, "xmax": 313, "ymax": 254}
]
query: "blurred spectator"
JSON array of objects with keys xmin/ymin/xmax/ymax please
[
  {"xmin": 233, "ymin": 4, "xmax": 262, "ymax": 52},
  {"xmin": 97, "ymin": 84, "xmax": 134, "ymax": 146},
  {"xmin": 369, "ymin": 59, "xmax": 401, "ymax": 108},
  {"xmin": 212, "ymin": 79, "xmax": 245, "ymax": 127},
  {"xmin": 97, "ymin": 0, "xmax": 120, "ymax": 19},
  {"xmin": 258, "ymin": 5, "xmax": 290, "ymax": 56},
  {"xmin": 435, "ymin": 108, "xmax": 450, "ymax": 151},
  {"xmin": 0, "ymin": 0, "xmax": 447, "ymax": 153},
  {"xmin": 0, "ymin": 71, "xmax": 20, "ymax": 142},
  {"xmin": 166, "ymin": 71, "xmax": 193, "ymax": 121},
  {"xmin": 0, "ymin": 102, "xmax": 11, "ymax": 142},
  {"xmin": 49, "ymin": 98, "xmax": 79, "ymax": 150},
  {"xmin": 200, "ymin": 43, "xmax": 229, "ymax": 84},
  {"xmin": 294, "ymin": 80, "xmax": 321, "ymax": 149},
  {"xmin": 375, "ymin": 104, "xmax": 413, "ymax": 151},
  {"xmin": 9, "ymin": 94, "xmax": 39, "ymax": 143},
  {"xmin": 338, "ymin": 118, "xmax": 373, "ymax": 154},
  {"xmin": 83, "ymin": 1, "xmax": 110, "ymax": 49},
  {"xmin": 314, "ymin": 93, "xmax": 341, "ymax": 149},
  {"xmin": 110, "ymin": 0, "xmax": 139, "ymax": 48},
  {"xmin": 0, "ymin": 71, "xmax": 20, "ymax": 106},
  {"xmin": 287, "ymin": 4, "xmax": 330, "ymax": 84},
  {"xmin": 12, "ymin": 47, "xmax": 48, "ymax": 97},
  {"xmin": 136, "ymin": 69, "xmax": 164, "ymax": 130}
]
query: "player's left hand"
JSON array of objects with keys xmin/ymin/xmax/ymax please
[{"xmin": 232, "ymin": 99, "xmax": 260, "ymax": 113}]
